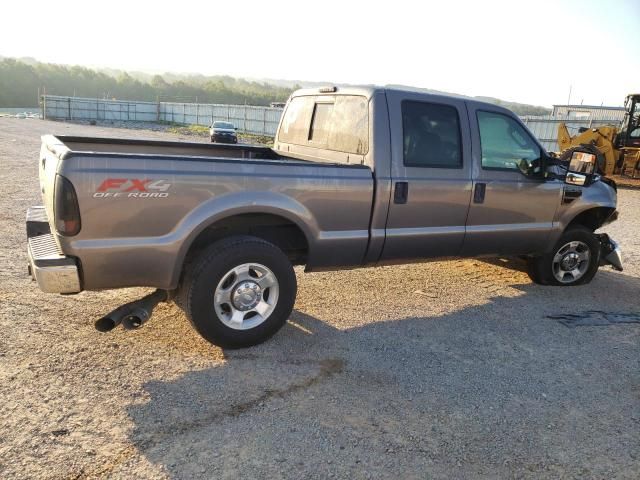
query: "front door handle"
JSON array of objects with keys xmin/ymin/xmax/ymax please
[
  {"xmin": 473, "ymin": 183, "xmax": 486, "ymax": 204},
  {"xmin": 394, "ymin": 182, "xmax": 408, "ymax": 204}
]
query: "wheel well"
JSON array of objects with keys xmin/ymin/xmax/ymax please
[
  {"xmin": 184, "ymin": 213, "xmax": 309, "ymax": 269},
  {"xmin": 566, "ymin": 207, "xmax": 616, "ymax": 232}
]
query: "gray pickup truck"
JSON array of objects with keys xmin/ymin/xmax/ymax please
[{"xmin": 27, "ymin": 85, "xmax": 622, "ymax": 347}]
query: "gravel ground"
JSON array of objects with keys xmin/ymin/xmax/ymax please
[{"xmin": 0, "ymin": 117, "xmax": 638, "ymax": 479}]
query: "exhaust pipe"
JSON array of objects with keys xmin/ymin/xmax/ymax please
[
  {"xmin": 95, "ymin": 289, "xmax": 168, "ymax": 332},
  {"xmin": 95, "ymin": 304, "xmax": 135, "ymax": 332}
]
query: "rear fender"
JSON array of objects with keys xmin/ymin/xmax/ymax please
[{"xmin": 170, "ymin": 191, "xmax": 318, "ymax": 286}]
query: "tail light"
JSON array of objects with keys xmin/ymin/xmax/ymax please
[{"xmin": 54, "ymin": 174, "xmax": 81, "ymax": 236}]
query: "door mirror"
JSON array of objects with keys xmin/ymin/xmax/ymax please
[
  {"xmin": 565, "ymin": 151, "xmax": 596, "ymax": 186},
  {"xmin": 566, "ymin": 172, "xmax": 587, "ymax": 186},
  {"xmin": 568, "ymin": 151, "xmax": 597, "ymax": 175}
]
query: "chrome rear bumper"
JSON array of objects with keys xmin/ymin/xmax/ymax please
[{"xmin": 26, "ymin": 206, "xmax": 81, "ymax": 294}]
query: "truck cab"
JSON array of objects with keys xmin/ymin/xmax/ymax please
[{"xmin": 274, "ymin": 86, "xmax": 618, "ymax": 266}]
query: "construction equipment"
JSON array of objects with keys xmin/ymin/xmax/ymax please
[{"xmin": 558, "ymin": 94, "xmax": 640, "ymax": 178}]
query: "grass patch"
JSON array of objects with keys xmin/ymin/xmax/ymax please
[
  {"xmin": 166, "ymin": 124, "xmax": 210, "ymax": 136},
  {"xmin": 166, "ymin": 123, "xmax": 274, "ymax": 146},
  {"xmin": 240, "ymin": 132, "xmax": 274, "ymax": 147}
]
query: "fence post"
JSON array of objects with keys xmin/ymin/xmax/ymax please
[
  {"xmin": 196, "ymin": 103, "xmax": 200, "ymax": 125},
  {"xmin": 67, "ymin": 97, "xmax": 71, "ymax": 120},
  {"xmin": 244, "ymin": 105, "xmax": 247, "ymax": 133},
  {"xmin": 262, "ymin": 108, "xmax": 266, "ymax": 135},
  {"xmin": 183, "ymin": 103, "xmax": 186, "ymax": 124}
]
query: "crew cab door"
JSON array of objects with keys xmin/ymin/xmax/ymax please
[
  {"xmin": 461, "ymin": 104, "xmax": 563, "ymax": 256},
  {"xmin": 380, "ymin": 91, "xmax": 473, "ymax": 261}
]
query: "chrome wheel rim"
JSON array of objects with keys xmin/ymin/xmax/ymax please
[
  {"xmin": 214, "ymin": 263, "xmax": 279, "ymax": 330},
  {"xmin": 552, "ymin": 241, "xmax": 591, "ymax": 284}
]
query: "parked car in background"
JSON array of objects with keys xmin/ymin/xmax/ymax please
[{"xmin": 210, "ymin": 121, "xmax": 238, "ymax": 143}]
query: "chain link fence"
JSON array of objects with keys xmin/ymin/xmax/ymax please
[{"xmin": 41, "ymin": 95, "xmax": 284, "ymax": 136}]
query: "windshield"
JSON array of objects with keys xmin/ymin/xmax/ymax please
[{"xmin": 212, "ymin": 121, "xmax": 235, "ymax": 129}]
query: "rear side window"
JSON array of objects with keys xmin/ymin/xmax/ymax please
[
  {"xmin": 309, "ymin": 102, "xmax": 334, "ymax": 144},
  {"xmin": 278, "ymin": 96, "xmax": 315, "ymax": 145},
  {"xmin": 402, "ymin": 101, "xmax": 462, "ymax": 168},
  {"xmin": 477, "ymin": 111, "xmax": 540, "ymax": 170},
  {"xmin": 278, "ymin": 95, "xmax": 369, "ymax": 155}
]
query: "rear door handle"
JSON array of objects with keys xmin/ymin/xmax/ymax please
[
  {"xmin": 394, "ymin": 182, "xmax": 408, "ymax": 204},
  {"xmin": 473, "ymin": 183, "xmax": 486, "ymax": 204}
]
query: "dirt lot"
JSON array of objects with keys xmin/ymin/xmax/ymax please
[{"xmin": 1, "ymin": 117, "xmax": 639, "ymax": 479}]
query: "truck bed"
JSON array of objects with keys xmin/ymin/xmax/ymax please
[
  {"xmin": 50, "ymin": 135, "xmax": 284, "ymax": 161},
  {"xmin": 39, "ymin": 134, "xmax": 375, "ymax": 291}
]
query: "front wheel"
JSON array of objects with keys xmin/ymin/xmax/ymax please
[
  {"xmin": 527, "ymin": 226, "xmax": 601, "ymax": 286},
  {"xmin": 178, "ymin": 235, "xmax": 297, "ymax": 348}
]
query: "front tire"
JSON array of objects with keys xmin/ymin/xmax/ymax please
[
  {"xmin": 527, "ymin": 226, "xmax": 601, "ymax": 286},
  {"xmin": 179, "ymin": 235, "xmax": 297, "ymax": 348}
]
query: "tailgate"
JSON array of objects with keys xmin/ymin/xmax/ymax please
[{"xmin": 38, "ymin": 136, "xmax": 65, "ymax": 233}]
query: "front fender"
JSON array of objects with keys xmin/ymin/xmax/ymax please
[{"xmin": 552, "ymin": 179, "xmax": 617, "ymax": 245}]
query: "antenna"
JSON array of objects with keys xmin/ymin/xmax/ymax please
[{"xmin": 567, "ymin": 85, "xmax": 572, "ymax": 105}]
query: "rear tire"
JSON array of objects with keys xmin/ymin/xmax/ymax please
[
  {"xmin": 178, "ymin": 235, "xmax": 297, "ymax": 348},
  {"xmin": 527, "ymin": 226, "xmax": 601, "ymax": 286}
]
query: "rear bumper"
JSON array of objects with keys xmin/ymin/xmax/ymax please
[{"xmin": 26, "ymin": 206, "xmax": 81, "ymax": 294}]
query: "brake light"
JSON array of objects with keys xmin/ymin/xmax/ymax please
[{"xmin": 54, "ymin": 174, "xmax": 81, "ymax": 236}]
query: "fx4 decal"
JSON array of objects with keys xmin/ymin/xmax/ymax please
[{"xmin": 93, "ymin": 178, "xmax": 172, "ymax": 198}]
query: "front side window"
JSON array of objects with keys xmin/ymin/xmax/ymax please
[
  {"xmin": 477, "ymin": 111, "xmax": 540, "ymax": 171},
  {"xmin": 402, "ymin": 101, "xmax": 462, "ymax": 168}
]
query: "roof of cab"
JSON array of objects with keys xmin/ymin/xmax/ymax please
[{"xmin": 290, "ymin": 84, "xmax": 510, "ymax": 113}]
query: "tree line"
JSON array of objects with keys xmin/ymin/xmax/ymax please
[
  {"xmin": 0, "ymin": 58, "xmax": 297, "ymax": 107},
  {"xmin": 0, "ymin": 57, "xmax": 550, "ymax": 115}
]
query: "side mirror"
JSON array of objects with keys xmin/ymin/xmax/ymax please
[
  {"xmin": 565, "ymin": 151, "xmax": 596, "ymax": 186},
  {"xmin": 568, "ymin": 151, "xmax": 597, "ymax": 175},
  {"xmin": 566, "ymin": 172, "xmax": 587, "ymax": 186}
]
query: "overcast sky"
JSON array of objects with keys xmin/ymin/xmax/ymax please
[{"xmin": 2, "ymin": 0, "xmax": 638, "ymax": 107}]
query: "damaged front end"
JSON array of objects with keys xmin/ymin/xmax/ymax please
[{"xmin": 598, "ymin": 233, "xmax": 623, "ymax": 271}]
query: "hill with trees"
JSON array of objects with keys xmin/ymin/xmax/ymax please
[
  {"xmin": 0, "ymin": 57, "xmax": 550, "ymax": 116},
  {"xmin": 0, "ymin": 57, "xmax": 297, "ymax": 107}
]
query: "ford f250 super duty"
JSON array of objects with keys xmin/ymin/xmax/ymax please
[{"xmin": 27, "ymin": 85, "xmax": 623, "ymax": 347}]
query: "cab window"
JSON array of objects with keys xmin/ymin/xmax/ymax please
[
  {"xmin": 278, "ymin": 96, "xmax": 314, "ymax": 145},
  {"xmin": 402, "ymin": 101, "xmax": 462, "ymax": 168},
  {"xmin": 477, "ymin": 111, "xmax": 540, "ymax": 171},
  {"xmin": 278, "ymin": 95, "xmax": 369, "ymax": 155}
]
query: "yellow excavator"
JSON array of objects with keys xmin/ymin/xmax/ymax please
[{"xmin": 557, "ymin": 93, "xmax": 640, "ymax": 179}]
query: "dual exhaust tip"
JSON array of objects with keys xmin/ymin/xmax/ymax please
[{"xmin": 95, "ymin": 289, "xmax": 167, "ymax": 332}]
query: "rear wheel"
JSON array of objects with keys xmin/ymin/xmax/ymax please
[
  {"xmin": 527, "ymin": 226, "xmax": 601, "ymax": 286},
  {"xmin": 178, "ymin": 235, "xmax": 297, "ymax": 348}
]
